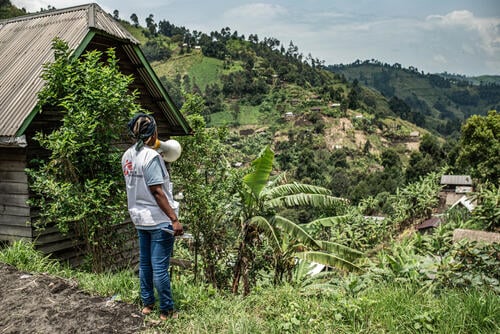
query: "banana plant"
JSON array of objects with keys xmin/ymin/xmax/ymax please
[{"xmin": 232, "ymin": 146, "xmax": 362, "ymax": 294}]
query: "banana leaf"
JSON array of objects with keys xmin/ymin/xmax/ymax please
[
  {"xmin": 243, "ymin": 146, "xmax": 274, "ymax": 198},
  {"xmin": 266, "ymin": 193, "xmax": 347, "ymax": 210},
  {"xmin": 263, "ymin": 182, "xmax": 332, "ymax": 199}
]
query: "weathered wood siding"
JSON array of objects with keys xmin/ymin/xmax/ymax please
[
  {"xmin": 19, "ymin": 107, "xmax": 140, "ymax": 269},
  {"xmin": 0, "ymin": 148, "xmax": 31, "ymax": 241}
]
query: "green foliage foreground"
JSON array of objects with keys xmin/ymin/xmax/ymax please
[
  {"xmin": 1, "ymin": 241, "xmax": 498, "ymax": 333},
  {"xmin": 26, "ymin": 39, "xmax": 143, "ymax": 272}
]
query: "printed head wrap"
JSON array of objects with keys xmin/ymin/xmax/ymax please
[{"xmin": 127, "ymin": 113, "xmax": 157, "ymax": 151}]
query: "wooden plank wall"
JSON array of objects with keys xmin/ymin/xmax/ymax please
[
  {"xmin": 33, "ymin": 221, "xmax": 139, "ymax": 270},
  {"xmin": 0, "ymin": 148, "xmax": 32, "ymax": 241},
  {"xmin": 21, "ymin": 108, "xmax": 140, "ymax": 270}
]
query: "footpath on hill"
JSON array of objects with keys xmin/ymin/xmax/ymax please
[{"xmin": 0, "ymin": 263, "xmax": 145, "ymax": 333}]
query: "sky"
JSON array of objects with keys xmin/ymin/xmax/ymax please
[{"xmin": 10, "ymin": 0, "xmax": 500, "ymax": 76}]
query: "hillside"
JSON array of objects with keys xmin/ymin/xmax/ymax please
[
  {"xmin": 111, "ymin": 18, "xmax": 472, "ymax": 202},
  {"xmin": 122, "ymin": 22, "xmax": 424, "ymax": 130},
  {"xmin": 1, "ymin": 3, "xmax": 474, "ymax": 202},
  {"xmin": 328, "ymin": 61, "xmax": 500, "ymax": 137},
  {"xmin": 0, "ymin": 0, "xmax": 25, "ymax": 19},
  {"xmin": 121, "ymin": 24, "xmax": 459, "ymax": 203}
]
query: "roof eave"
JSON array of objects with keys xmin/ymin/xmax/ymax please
[{"xmin": 131, "ymin": 44, "xmax": 192, "ymax": 136}]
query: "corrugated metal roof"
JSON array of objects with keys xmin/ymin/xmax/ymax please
[
  {"xmin": 0, "ymin": 4, "xmax": 135, "ymax": 138},
  {"xmin": 440, "ymin": 175, "xmax": 473, "ymax": 186},
  {"xmin": 0, "ymin": 3, "xmax": 190, "ymax": 140},
  {"xmin": 415, "ymin": 217, "xmax": 442, "ymax": 230}
]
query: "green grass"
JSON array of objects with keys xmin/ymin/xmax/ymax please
[
  {"xmin": 0, "ymin": 239, "xmax": 68, "ymax": 275},
  {"xmin": 1, "ymin": 241, "xmax": 498, "ymax": 333},
  {"xmin": 188, "ymin": 56, "xmax": 223, "ymax": 92},
  {"xmin": 120, "ymin": 21, "xmax": 149, "ymax": 45},
  {"xmin": 355, "ymin": 284, "xmax": 500, "ymax": 333},
  {"xmin": 209, "ymin": 105, "xmax": 262, "ymax": 127},
  {"xmin": 208, "ymin": 111, "xmax": 233, "ymax": 126},
  {"xmin": 152, "ymin": 52, "xmax": 223, "ymax": 93},
  {"xmin": 239, "ymin": 105, "xmax": 261, "ymax": 124}
]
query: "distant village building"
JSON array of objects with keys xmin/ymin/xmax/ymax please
[
  {"xmin": 329, "ymin": 102, "xmax": 341, "ymax": 108},
  {"xmin": 453, "ymin": 228, "xmax": 500, "ymax": 244},
  {"xmin": 415, "ymin": 216, "xmax": 442, "ymax": 233},
  {"xmin": 408, "ymin": 131, "xmax": 420, "ymax": 142},
  {"xmin": 310, "ymin": 107, "xmax": 322, "ymax": 112},
  {"xmin": 440, "ymin": 175, "xmax": 473, "ymax": 206},
  {"xmin": 283, "ymin": 112, "xmax": 294, "ymax": 119}
]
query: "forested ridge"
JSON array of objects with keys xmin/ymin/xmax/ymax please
[
  {"xmin": 329, "ymin": 60, "xmax": 500, "ymax": 137},
  {"xmin": 2, "ymin": 1, "xmax": 499, "ymax": 204},
  {"xmin": 115, "ymin": 10, "xmax": 499, "ymax": 206}
]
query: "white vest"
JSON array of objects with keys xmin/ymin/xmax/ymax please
[{"xmin": 122, "ymin": 145, "xmax": 179, "ymax": 228}]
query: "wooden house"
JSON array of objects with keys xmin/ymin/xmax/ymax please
[
  {"xmin": 0, "ymin": 4, "xmax": 191, "ymax": 265},
  {"xmin": 440, "ymin": 175, "xmax": 473, "ymax": 206}
]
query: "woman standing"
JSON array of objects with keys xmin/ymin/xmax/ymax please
[{"xmin": 121, "ymin": 113, "xmax": 183, "ymax": 320}]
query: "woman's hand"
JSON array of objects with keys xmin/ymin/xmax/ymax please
[{"xmin": 172, "ymin": 220, "xmax": 183, "ymax": 236}]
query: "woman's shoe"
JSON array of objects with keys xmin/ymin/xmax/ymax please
[
  {"xmin": 160, "ymin": 309, "xmax": 179, "ymax": 320},
  {"xmin": 141, "ymin": 304, "xmax": 155, "ymax": 315}
]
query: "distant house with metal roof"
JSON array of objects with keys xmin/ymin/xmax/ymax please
[
  {"xmin": 0, "ymin": 3, "xmax": 191, "ymax": 265},
  {"xmin": 440, "ymin": 175, "xmax": 473, "ymax": 206},
  {"xmin": 440, "ymin": 175, "xmax": 473, "ymax": 188},
  {"xmin": 415, "ymin": 216, "xmax": 442, "ymax": 233}
]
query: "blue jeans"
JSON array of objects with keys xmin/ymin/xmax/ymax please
[{"xmin": 137, "ymin": 228, "xmax": 175, "ymax": 313}]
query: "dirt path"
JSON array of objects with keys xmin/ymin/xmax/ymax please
[{"xmin": 0, "ymin": 263, "xmax": 145, "ymax": 333}]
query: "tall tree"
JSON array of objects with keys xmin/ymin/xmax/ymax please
[
  {"xmin": 172, "ymin": 94, "xmax": 236, "ymax": 288},
  {"xmin": 348, "ymin": 79, "xmax": 361, "ymax": 110},
  {"xmin": 130, "ymin": 13, "xmax": 139, "ymax": 27},
  {"xmin": 145, "ymin": 14, "xmax": 157, "ymax": 36},
  {"xmin": 0, "ymin": 0, "xmax": 26, "ymax": 19},
  {"xmin": 456, "ymin": 110, "xmax": 499, "ymax": 183}
]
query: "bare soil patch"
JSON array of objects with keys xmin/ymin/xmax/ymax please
[{"xmin": 0, "ymin": 263, "xmax": 145, "ymax": 333}]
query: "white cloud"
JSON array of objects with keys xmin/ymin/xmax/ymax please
[
  {"xmin": 11, "ymin": 0, "xmax": 82, "ymax": 12},
  {"xmin": 426, "ymin": 10, "xmax": 500, "ymax": 55},
  {"xmin": 223, "ymin": 3, "xmax": 288, "ymax": 20},
  {"xmin": 426, "ymin": 10, "xmax": 475, "ymax": 26},
  {"xmin": 433, "ymin": 54, "xmax": 447, "ymax": 65}
]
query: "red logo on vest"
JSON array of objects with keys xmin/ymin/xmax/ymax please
[{"xmin": 123, "ymin": 159, "xmax": 133, "ymax": 176}]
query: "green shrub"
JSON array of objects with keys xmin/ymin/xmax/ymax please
[
  {"xmin": 0, "ymin": 240, "xmax": 65, "ymax": 274},
  {"xmin": 26, "ymin": 39, "xmax": 142, "ymax": 272}
]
